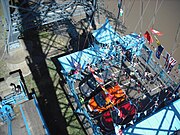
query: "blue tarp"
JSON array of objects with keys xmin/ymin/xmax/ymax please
[
  {"xmin": 92, "ymin": 19, "xmax": 124, "ymax": 45},
  {"xmin": 58, "ymin": 46, "xmax": 110, "ymax": 73},
  {"xmin": 121, "ymin": 33, "xmax": 146, "ymax": 56},
  {"xmin": 59, "ymin": 20, "xmax": 148, "ymax": 73},
  {"xmin": 123, "ymin": 99, "xmax": 180, "ymax": 135},
  {"xmin": 92, "ymin": 19, "xmax": 146, "ymax": 56}
]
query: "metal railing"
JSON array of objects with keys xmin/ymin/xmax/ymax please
[{"xmin": 140, "ymin": 45, "xmax": 175, "ymax": 88}]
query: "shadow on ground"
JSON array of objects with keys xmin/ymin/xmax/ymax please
[
  {"xmin": 15, "ymin": 0, "xmax": 98, "ymax": 135},
  {"xmin": 16, "ymin": 1, "xmax": 92, "ymax": 135},
  {"xmin": 19, "ymin": 4, "xmax": 68, "ymax": 135}
]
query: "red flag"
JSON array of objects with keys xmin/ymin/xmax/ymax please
[
  {"xmin": 88, "ymin": 65, "xmax": 95, "ymax": 73},
  {"xmin": 144, "ymin": 31, "xmax": 153, "ymax": 44},
  {"xmin": 150, "ymin": 28, "xmax": 163, "ymax": 36}
]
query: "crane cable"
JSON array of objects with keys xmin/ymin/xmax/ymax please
[
  {"xmin": 134, "ymin": 0, "xmax": 151, "ymax": 32},
  {"xmin": 82, "ymin": 1, "xmax": 97, "ymax": 50},
  {"xmin": 140, "ymin": 0, "xmax": 143, "ymax": 35},
  {"xmin": 124, "ymin": 0, "xmax": 135, "ymax": 25},
  {"xmin": 115, "ymin": 0, "xmax": 123, "ymax": 32},
  {"xmin": 171, "ymin": 23, "xmax": 180, "ymax": 56},
  {"xmin": 150, "ymin": 0, "xmax": 159, "ymax": 29},
  {"xmin": 147, "ymin": 0, "xmax": 165, "ymax": 29}
]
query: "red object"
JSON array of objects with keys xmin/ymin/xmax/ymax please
[
  {"xmin": 100, "ymin": 102, "xmax": 137, "ymax": 127},
  {"xmin": 118, "ymin": 129, "xmax": 123, "ymax": 135},
  {"xmin": 88, "ymin": 65, "xmax": 95, "ymax": 73},
  {"xmin": 92, "ymin": 73, "xmax": 104, "ymax": 84},
  {"xmin": 107, "ymin": 93, "xmax": 114, "ymax": 101},
  {"xmin": 150, "ymin": 28, "xmax": 163, "ymax": 36},
  {"xmin": 144, "ymin": 31, "xmax": 154, "ymax": 44}
]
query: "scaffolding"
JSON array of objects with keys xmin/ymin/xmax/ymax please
[
  {"xmin": 55, "ymin": 20, "xmax": 179, "ymax": 135},
  {"xmin": 0, "ymin": 0, "xmax": 98, "ymax": 52},
  {"xmin": 0, "ymin": 70, "xmax": 49, "ymax": 135}
]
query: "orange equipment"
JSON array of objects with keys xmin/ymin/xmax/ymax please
[{"xmin": 88, "ymin": 84, "xmax": 126, "ymax": 113}]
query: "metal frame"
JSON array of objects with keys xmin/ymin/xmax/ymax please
[
  {"xmin": 1, "ymin": 0, "xmax": 98, "ymax": 51},
  {"xmin": 58, "ymin": 29, "xmax": 178, "ymax": 134}
]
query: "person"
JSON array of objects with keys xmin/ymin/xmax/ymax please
[
  {"xmin": 10, "ymin": 83, "xmax": 16, "ymax": 93},
  {"xmin": 125, "ymin": 50, "xmax": 132, "ymax": 62},
  {"xmin": 15, "ymin": 85, "xmax": 21, "ymax": 94},
  {"xmin": 10, "ymin": 83, "xmax": 16, "ymax": 88},
  {"xmin": 120, "ymin": 8, "xmax": 124, "ymax": 16}
]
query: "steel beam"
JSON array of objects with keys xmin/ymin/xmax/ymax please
[{"xmin": 1, "ymin": 0, "xmax": 98, "ymax": 52}]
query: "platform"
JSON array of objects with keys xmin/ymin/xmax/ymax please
[
  {"xmin": 54, "ymin": 20, "xmax": 179, "ymax": 135},
  {"xmin": 123, "ymin": 99, "xmax": 180, "ymax": 135},
  {"xmin": 0, "ymin": 70, "xmax": 49, "ymax": 135},
  {"xmin": 0, "ymin": 99, "xmax": 47, "ymax": 135}
]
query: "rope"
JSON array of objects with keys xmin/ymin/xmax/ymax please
[
  {"xmin": 134, "ymin": 0, "xmax": 151, "ymax": 32},
  {"xmin": 171, "ymin": 23, "xmax": 180, "ymax": 55},
  {"xmin": 152, "ymin": 0, "xmax": 159, "ymax": 28},
  {"xmin": 124, "ymin": 0, "xmax": 131, "ymax": 17},
  {"xmin": 82, "ymin": 1, "xmax": 97, "ymax": 50},
  {"xmin": 124, "ymin": 0, "xmax": 135, "ymax": 24},
  {"xmin": 147, "ymin": 0, "xmax": 164, "ymax": 29},
  {"xmin": 140, "ymin": 0, "xmax": 143, "ymax": 34}
]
